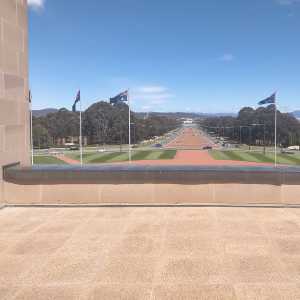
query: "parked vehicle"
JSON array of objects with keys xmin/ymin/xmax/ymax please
[
  {"xmin": 69, "ymin": 145, "xmax": 79, "ymax": 151},
  {"xmin": 203, "ymin": 145, "xmax": 212, "ymax": 150},
  {"xmin": 288, "ymin": 145, "xmax": 300, "ymax": 151},
  {"xmin": 281, "ymin": 150, "xmax": 294, "ymax": 155},
  {"xmin": 154, "ymin": 143, "xmax": 163, "ymax": 148}
]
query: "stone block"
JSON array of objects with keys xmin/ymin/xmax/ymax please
[
  {"xmin": 42, "ymin": 184, "xmax": 100, "ymax": 204},
  {"xmin": 101, "ymin": 184, "xmax": 155, "ymax": 203},
  {"xmin": 154, "ymin": 184, "xmax": 213, "ymax": 203},
  {"xmin": 0, "ymin": 0, "xmax": 17, "ymax": 23},
  {"xmin": 213, "ymin": 184, "xmax": 281, "ymax": 204},
  {"xmin": 0, "ymin": 126, "xmax": 4, "ymax": 151},
  {"xmin": 4, "ymin": 124, "xmax": 24, "ymax": 152},
  {"xmin": 4, "ymin": 182, "xmax": 41, "ymax": 204},
  {"xmin": 4, "ymin": 74, "xmax": 24, "ymax": 99},
  {"xmin": 0, "ymin": 98, "xmax": 19, "ymax": 125},
  {"xmin": 281, "ymin": 185, "xmax": 300, "ymax": 204},
  {"xmin": 2, "ymin": 20, "xmax": 24, "ymax": 52},
  {"xmin": 1, "ymin": 44, "xmax": 19, "ymax": 75},
  {"xmin": 17, "ymin": 0, "xmax": 28, "ymax": 29}
]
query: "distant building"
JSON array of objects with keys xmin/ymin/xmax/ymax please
[
  {"xmin": 182, "ymin": 118, "xmax": 194, "ymax": 124},
  {"xmin": 55, "ymin": 136, "xmax": 88, "ymax": 147}
]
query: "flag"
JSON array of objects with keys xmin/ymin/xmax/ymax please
[
  {"xmin": 72, "ymin": 90, "xmax": 81, "ymax": 112},
  {"xmin": 258, "ymin": 93, "xmax": 276, "ymax": 105},
  {"xmin": 110, "ymin": 90, "xmax": 128, "ymax": 105}
]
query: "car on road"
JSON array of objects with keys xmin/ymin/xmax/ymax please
[
  {"xmin": 69, "ymin": 145, "xmax": 80, "ymax": 151},
  {"xmin": 202, "ymin": 145, "xmax": 212, "ymax": 150},
  {"xmin": 288, "ymin": 145, "xmax": 300, "ymax": 151},
  {"xmin": 153, "ymin": 143, "xmax": 163, "ymax": 148}
]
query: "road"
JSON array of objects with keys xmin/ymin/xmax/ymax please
[
  {"xmin": 164, "ymin": 126, "xmax": 216, "ymax": 150},
  {"xmin": 134, "ymin": 126, "xmax": 272, "ymax": 166},
  {"xmin": 45, "ymin": 126, "xmax": 273, "ymax": 166}
]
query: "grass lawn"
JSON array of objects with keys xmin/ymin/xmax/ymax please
[
  {"xmin": 68, "ymin": 152, "xmax": 98, "ymax": 162},
  {"xmin": 89, "ymin": 152, "xmax": 127, "ymax": 163},
  {"xmin": 66, "ymin": 150, "xmax": 177, "ymax": 164},
  {"xmin": 210, "ymin": 150, "xmax": 300, "ymax": 165},
  {"xmin": 33, "ymin": 156, "xmax": 66, "ymax": 165},
  {"xmin": 34, "ymin": 150, "xmax": 177, "ymax": 165},
  {"xmin": 159, "ymin": 149, "xmax": 177, "ymax": 159},
  {"xmin": 131, "ymin": 150, "xmax": 154, "ymax": 160}
]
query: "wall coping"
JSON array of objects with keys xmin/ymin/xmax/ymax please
[{"xmin": 3, "ymin": 163, "xmax": 300, "ymax": 186}]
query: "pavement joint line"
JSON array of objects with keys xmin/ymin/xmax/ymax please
[{"xmin": 4, "ymin": 203, "xmax": 300, "ymax": 209}]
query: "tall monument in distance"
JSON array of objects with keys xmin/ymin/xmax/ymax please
[{"xmin": 0, "ymin": 0, "xmax": 30, "ymax": 202}]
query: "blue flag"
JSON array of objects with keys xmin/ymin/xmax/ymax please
[
  {"xmin": 72, "ymin": 90, "xmax": 81, "ymax": 112},
  {"xmin": 258, "ymin": 93, "xmax": 276, "ymax": 105},
  {"xmin": 110, "ymin": 90, "xmax": 128, "ymax": 105}
]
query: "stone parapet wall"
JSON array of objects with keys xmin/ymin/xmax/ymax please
[
  {"xmin": 2, "ymin": 182, "xmax": 300, "ymax": 205},
  {"xmin": 2, "ymin": 165, "xmax": 300, "ymax": 205},
  {"xmin": 0, "ymin": 0, "xmax": 29, "ymax": 203}
]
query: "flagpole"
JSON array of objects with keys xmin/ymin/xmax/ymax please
[
  {"xmin": 128, "ymin": 89, "xmax": 132, "ymax": 162},
  {"xmin": 274, "ymin": 100, "xmax": 277, "ymax": 168},
  {"xmin": 79, "ymin": 93, "xmax": 83, "ymax": 166},
  {"xmin": 29, "ymin": 92, "xmax": 34, "ymax": 165}
]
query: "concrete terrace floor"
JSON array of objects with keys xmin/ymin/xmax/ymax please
[{"xmin": 0, "ymin": 206, "xmax": 300, "ymax": 299}]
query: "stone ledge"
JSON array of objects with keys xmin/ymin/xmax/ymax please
[{"xmin": 3, "ymin": 163, "xmax": 300, "ymax": 186}]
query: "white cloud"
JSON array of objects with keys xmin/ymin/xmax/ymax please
[
  {"xmin": 135, "ymin": 86, "xmax": 168, "ymax": 94},
  {"xmin": 132, "ymin": 85, "xmax": 175, "ymax": 109},
  {"xmin": 137, "ymin": 93, "xmax": 174, "ymax": 102},
  {"xmin": 28, "ymin": 0, "xmax": 45, "ymax": 10},
  {"xmin": 141, "ymin": 105, "xmax": 151, "ymax": 111},
  {"xmin": 276, "ymin": 0, "xmax": 300, "ymax": 5},
  {"xmin": 219, "ymin": 53, "xmax": 235, "ymax": 62}
]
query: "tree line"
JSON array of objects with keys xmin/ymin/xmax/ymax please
[
  {"xmin": 200, "ymin": 105, "xmax": 300, "ymax": 147},
  {"xmin": 32, "ymin": 101, "xmax": 180, "ymax": 148}
]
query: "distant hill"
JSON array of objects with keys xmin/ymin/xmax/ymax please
[
  {"xmin": 32, "ymin": 108, "xmax": 58, "ymax": 117},
  {"xmin": 33, "ymin": 109, "xmax": 236, "ymax": 119},
  {"xmin": 292, "ymin": 111, "xmax": 300, "ymax": 119},
  {"xmin": 135, "ymin": 112, "xmax": 236, "ymax": 119}
]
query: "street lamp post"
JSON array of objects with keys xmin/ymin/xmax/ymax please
[
  {"xmin": 263, "ymin": 124, "xmax": 266, "ymax": 154},
  {"xmin": 251, "ymin": 123, "xmax": 266, "ymax": 154},
  {"xmin": 249, "ymin": 126, "xmax": 252, "ymax": 151},
  {"xmin": 239, "ymin": 125, "xmax": 252, "ymax": 150},
  {"xmin": 131, "ymin": 122, "xmax": 136, "ymax": 146},
  {"xmin": 239, "ymin": 126, "xmax": 242, "ymax": 145}
]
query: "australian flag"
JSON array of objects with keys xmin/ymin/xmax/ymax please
[
  {"xmin": 28, "ymin": 90, "xmax": 32, "ymax": 103},
  {"xmin": 110, "ymin": 90, "xmax": 128, "ymax": 105},
  {"xmin": 72, "ymin": 90, "xmax": 81, "ymax": 112},
  {"xmin": 258, "ymin": 92, "xmax": 276, "ymax": 105}
]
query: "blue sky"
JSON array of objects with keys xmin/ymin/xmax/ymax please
[{"xmin": 28, "ymin": 0, "xmax": 300, "ymax": 113}]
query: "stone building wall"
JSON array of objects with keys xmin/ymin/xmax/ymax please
[{"xmin": 0, "ymin": 0, "xmax": 29, "ymax": 203}]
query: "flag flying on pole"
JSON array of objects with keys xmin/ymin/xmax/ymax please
[
  {"xmin": 110, "ymin": 90, "xmax": 128, "ymax": 105},
  {"xmin": 258, "ymin": 93, "xmax": 276, "ymax": 105},
  {"xmin": 257, "ymin": 92, "xmax": 278, "ymax": 167},
  {"xmin": 72, "ymin": 90, "xmax": 81, "ymax": 112},
  {"xmin": 28, "ymin": 90, "xmax": 32, "ymax": 103}
]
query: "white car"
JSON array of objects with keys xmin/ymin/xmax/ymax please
[{"xmin": 288, "ymin": 145, "xmax": 300, "ymax": 151}]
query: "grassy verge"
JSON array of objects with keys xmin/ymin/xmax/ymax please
[
  {"xmin": 33, "ymin": 156, "xmax": 66, "ymax": 164},
  {"xmin": 68, "ymin": 153, "xmax": 95, "ymax": 161},
  {"xmin": 131, "ymin": 151, "xmax": 153, "ymax": 160},
  {"xmin": 89, "ymin": 152, "xmax": 126, "ymax": 163},
  {"xmin": 36, "ymin": 150, "xmax": 178, "ymax": 164},
  {"xmin": 159, "ymin": 150, "xmax": 177, "ymax": 159},
  {"xmin": 210, "ymin": 150, "xmax": 300, "ymax": 165},
  {"xmin": 83, "ymin": 150, "xmax": 177, "ymax": 163}
]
